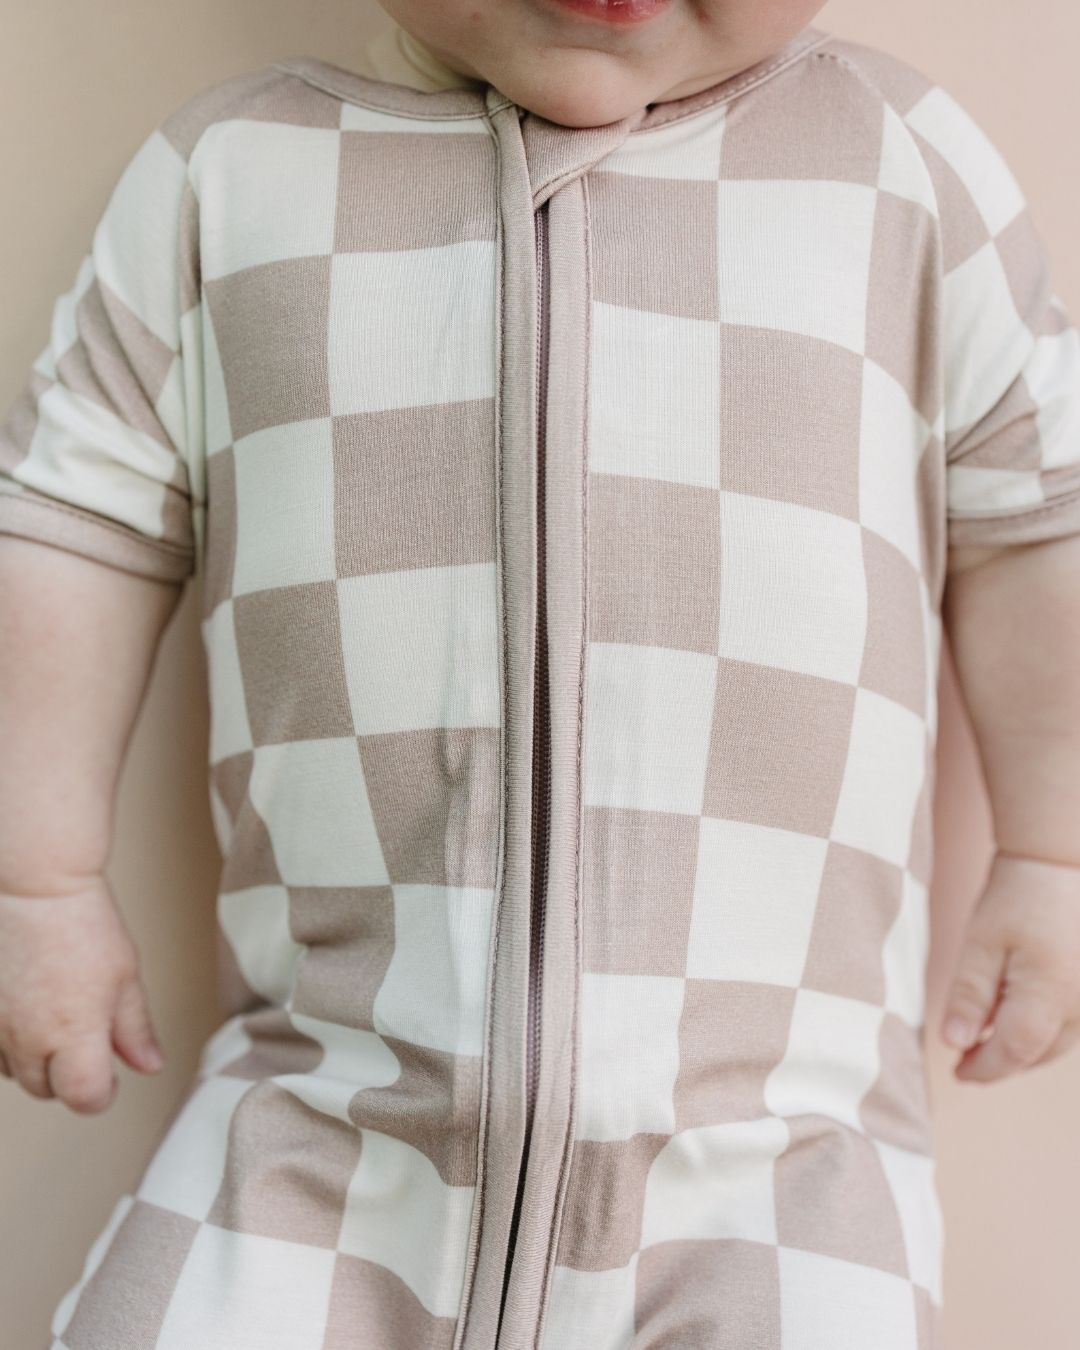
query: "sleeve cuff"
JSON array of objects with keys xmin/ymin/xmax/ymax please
[{"xmin": 0, "ymin": 485, "xmax": 195, "ymax": 583}]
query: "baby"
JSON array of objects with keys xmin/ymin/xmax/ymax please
[{"xmin": 3, "ymin": 1, "xmax": 1080, "ymax": 1347}]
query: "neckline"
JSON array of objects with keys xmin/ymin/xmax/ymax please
[{"xmin": 273, "ymin": 23, "xmax": 833, "ymax": 132}]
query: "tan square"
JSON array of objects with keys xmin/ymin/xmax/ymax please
[
  {"xmin": 204, "ymin": 255, "xmax": 332, "ymax": 443},
  {"xmin": 916, "ymin": 133, "xmax": 991, "ymax": 272},
  {"xmin": 324, "ymin": 1250, "xmax": 458, "ymax": 1350},
  {"xmin": 674, "ymin": 979, "xmax": 797, "ymax": 1128},
  {"xmin": 60, "ymin": 1199, "xmax": 199, "ymax": 1349},
  {"xmin": 554, "ymin": 1134, "xmax": 669, "ymax": 1271},
  {"xmin": 915, "ymin": 1282, "xmax": 944, "ymax": 1350},
  {"xmin": 214, "ymin": 754, "xmax": 288, "ymax": 897},
  {"xmin": 215, "ymin": 1005, "xmax": 325, "ymax": 1081},
  {"xmin": 717, "ymin": 49, "xmax": 883, "ymax": 185},
  {"xmin": 773, "ymin": 1112, "xmax": 910, "ymax": 1277},
  {"xmin": 160, "ymin": 66, "xmax": 344, "ymax": 160},
  {"xmin": 581, "ymin": 806, "xmax": 700, "ymax": 976},
  {"xmin": 289, "ymin": 885, "xmax": 396, "ymax": 1029},
  {"xmin": 587, "ymin": 171, "xmax": 718, "ymax": 320},
  {"xmin": 635, "ymin": 1237, "xmax": 782, "ymax": 1349},
  {"xmin": 335, "ymin": 131, "xmax": 496, "ymax": 253},
  {"xmin": 55, "ymin": 277, "xmax": 176, "ymax": 448},
  {"xmin": 858, "ymin": 1011, "xmax": 935, "ymax": 1157},
  {"xmin": 203, "ymin": 446, "xmax": 237, "ymax": 617},
  {"xmin": 859, "ymin": 530, "xmax": 927, "ymax": 719},
  {"xmin": 718, "ymin": 325, "xmax": 863, "ymax": 518},
  {"xmin": 864, "ymin": 191, "xmax": 941, "ymax": 425},
  {"xmin": 703, "ymin": 659, "xmax": 856, "ymax": 837},
  {"xmin": 333, "ymin": 400, "xmax": 496, "ymax": 577},
  {"xmin": 358, "ymin": 725, "xmax": 501, "ymax": 888},
  {"xmin": 205, "ymin": 1080, "xmax": 363, "ymax": 1245},
  {"xmin": 233, "ymin": 581, "xmax": 355, "ymax": 745},
  {"xmin": 801, "ymin": 843, "xmax": 904, "ymax": 1005},
  {"xmin": 347, "ymin": 1035, "xmax": 482, "ymax": 1187},
  {"xmin": 588, "ymin": 473, "xmax": 722, "ymax": 654}
]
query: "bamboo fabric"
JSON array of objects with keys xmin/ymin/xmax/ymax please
[{"xmin": 4, "ymin": 20, "xmax": 1080, "ymax": 1350}]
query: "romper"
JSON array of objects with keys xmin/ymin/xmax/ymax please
[{"xmin": 4, "ymin": 18, "xmax": 1080, "ymax": 1350}]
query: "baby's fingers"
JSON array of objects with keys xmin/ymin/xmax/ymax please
[
  {"xmin": 941, "ymin": 930, "xmax": 1008, "ymax": 1052},
  {"xmin": 46, "ymin": 1034, "xmax": 118, "ymax": 1114},
  {"xmin": 110, "ymin": 974, "xmax": 166, "ymax": 1075},
  {"xmin": 955, "ymin": 975, "xmax": 1063, "ymax": 1082}
]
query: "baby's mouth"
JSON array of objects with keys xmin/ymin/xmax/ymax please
[{"xmin": 542, "ymin": 0, "xmax": 675, "ymax": 26}]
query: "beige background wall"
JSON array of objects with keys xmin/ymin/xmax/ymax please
[{"xmin": 1, "ymin": 2, "xmax": 1078, "ymax": 1345}]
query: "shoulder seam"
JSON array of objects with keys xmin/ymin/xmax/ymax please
[{"xmin": 810, "ymin": 45, "xmax": 944, "ymax": 225}]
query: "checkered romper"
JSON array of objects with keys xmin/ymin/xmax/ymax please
[{"xmin": 4, "ymin": 21, "xmax": 1080, "ymax": 1350}]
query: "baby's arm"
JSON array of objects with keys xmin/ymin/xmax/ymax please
[
  {"xmin": 0, "ymin": 537, "xmax": 179, "ymax": 1111},
  {"xmin": 939, "ymin": 536, "xmax": 1080, "ymax": 1081}
]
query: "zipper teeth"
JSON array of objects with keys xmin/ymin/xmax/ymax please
[
  {"xmin": 530, "ymin": 199, "xmax": 551, "ymax": 1137},
  {"xmin": 497, "ymin": 198, "xmax": 551, "ymax": 1335}
]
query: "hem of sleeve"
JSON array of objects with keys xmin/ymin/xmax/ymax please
[
  {"xmin": 0, "ymin": 490, "xmax": 194, "ymax": 583},
  {"xmin": 948, "ymin": 485, "xmax": 1080, "ymax": 549}
]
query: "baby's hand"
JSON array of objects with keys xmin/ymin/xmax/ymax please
[
  {"xmin": 0, "ymin": 879, "xmax": 166, "ymax": 1113},
  {"xmin": 941, "ymin": 851, "xmax": 1080, "ymax": 1081}
]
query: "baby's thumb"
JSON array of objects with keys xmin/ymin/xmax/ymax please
[
  {"xmin": 941, "ymin": 928, "xmax": 1008, "ymax": 1050},
  {"xmin": 111, "ymin": 975, "xmax": 166, "ymax": 1073}
]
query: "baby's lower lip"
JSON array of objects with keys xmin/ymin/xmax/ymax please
[{"xmin": 544, "ymin": 0, "xmax": 673, "ymax": 25}]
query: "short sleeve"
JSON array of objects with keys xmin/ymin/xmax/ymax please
[
  {"xmin": 907, "ymin": 85, "xmax": 1080, "ymax": 549},
  {"xmin": 0, "ymin": 120, "xmax": 202, "ymax": 582}
]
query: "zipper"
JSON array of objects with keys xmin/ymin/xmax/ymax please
[{"xmin": 495, "ymin": 195, "xmax": 552, "ymax": 1339}]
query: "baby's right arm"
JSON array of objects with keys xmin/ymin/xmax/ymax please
[{"xmin": 0, "ymin": 536, "xmax": 180, "ymax": 1113}]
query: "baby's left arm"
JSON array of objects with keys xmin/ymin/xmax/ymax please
[{"xmin": 939, "ymin": 535, "xmax": 1080, "ymax": 1081}]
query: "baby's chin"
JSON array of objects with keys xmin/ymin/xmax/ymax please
[{"xmin": 476, "ymin": 48, "xmax": 707, "ymax": 127}]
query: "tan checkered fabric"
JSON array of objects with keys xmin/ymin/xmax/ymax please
[{"xmin": 5, "ymin": 20, "xmax": 1080, "ymax": 1350}]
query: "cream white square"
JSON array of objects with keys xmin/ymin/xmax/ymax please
[
  {"xmin": 576, "ymin": 973, "xmax": 685, "ymax": 1142},
  {"xmin": 248, "ymin": 738, "xmax": 390, "ymax": 886},
  {"xmin": 877, "ymin": 103, "xmax": 938, "ymax": 216},
  {"xmin": 859, "ymin": 359, "xmax": 931, "ymax": 571},
  {"xmin": 96, "ymin": 129, "xmax": 189, "ymax": 346},
  {"xmin": 596, "ymin": 103, "xmax": 727, "ymax": 179},
  {"xmin": 584, "ymin": 643, "xmax": 718, "ymax": 815},
  {"xmin": 874, "ymin": 1139, "xmax": 946, "ymax": 1305},
  {"xmin": 328, "ymin": 241, "xmax": 496, "ymax": 415},
  {"xmin": 588, "ymin": 302, "xmax": 721, "ymax": 488},
  {"xmin": 688, "ymin": 817, "xmax": 830, "ymax": 986},
  {"xmin": 195, "ymin": 122, "xmax": 343, "ymax": 280},
  {"xmin": 136, "ymin": 1074, "xmax": 253, "ymax": 1221},
  {"xmin": 763, "ymin": 987, "xmax": 885, "ymax": 1130},
  {"xmin": 831, "ymin": 686, "xmax": 927, "ymax": 867},
  {"xmin": 218, "ymin": 884, "xmax": 307, "ymax": 1007},
  {"xmin": 156, "ymin": 1224, "xmax": 337, "ymax": 1350},
  {"xmin": 277, "ymin": 1015, "xmax": 401, "ymax": 1126},
  {"xmin": 1029, "ymin": 325, "xmax": 1080, "ymax": 470},
  {"xmin": 946, "ymin": 463, "xmax": 1043, "ymax": 515},
  {"xmin": 942, "ymin": 239, "xmax": 1030, "ymax": 435},
  {"xmin": 716, "ymin": 493, "xmax": 868, "ymax": 685},
  {"xmin": 881, "ymin": 871, "xmax": 930, "ymax": 1029},
  {"xmin": 904, "ymin": 85, "xmax": 1025, "ymax": 237},
  {"xmin": 777, "ymin": 1245, "xmax": 919, "ymax": 1350},
  {"xmin": 23, "ymin": 381, "xmax": 181, "ymax": 542},
  {"xmin": 337, "ymin": 563, "xmax": 501, "ymax": 734},
  {"xmin": 201, "ymin": 600, "xmax": 255, "ymax": 764},
  {"xmin": 231, "ymin": 418, "xmax": 337, "ymax": 596},
  {"xmin": 641, "ymin": 1116, "xmax": 790, "ymax": 1248},
  {"xmin": 539, "ymin": 1260, "xmax": 638, "ymax": 1350},
  {"xmin": 340, "ymin": 104, "xmax": 491, "ymax": 136},
  {"xmin": 338, "ymin": 1129, "xmax": 474, "ymax": 1317},
  {"xmin": 716, "ymin": 179, "xmax": 878, "ymax": 355},
  {"xmin": 373, "ymin": 884, "xmax": 495, "ymax": 1057}
]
